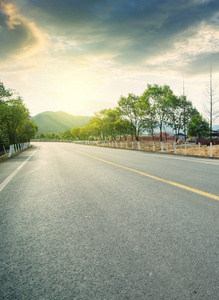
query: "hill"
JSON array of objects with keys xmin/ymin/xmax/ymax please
[{"xmin": 31, "ymin": 111, "xmax": 91, "ymax": 134}]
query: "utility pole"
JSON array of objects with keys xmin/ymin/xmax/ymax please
[
  {"xmin": 210, "ymin": 61, "xmax": 213, "ymax": 141},
  {"xmin": 182, "ymin": 76, "xmax": 187, "ymax": 142},
  {"xmin": 183, "ymin": 76, "xmax": 185, "ymax": 96}
]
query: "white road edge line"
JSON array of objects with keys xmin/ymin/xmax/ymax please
[
  {"xmin": 64, "ymin": 143, "xmax": 219, "ymax": 166},
  {"xmin": 142, "ymin": 152, "xmax": 219, "ymax": 165},
  {"xmin": 0, "ymin": 147, "xmax": 38, "ymax": 193}
]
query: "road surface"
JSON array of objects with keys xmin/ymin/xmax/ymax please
[{"xmin": 0, "ymin": 142, "xmax": 218, "ymax": 299}]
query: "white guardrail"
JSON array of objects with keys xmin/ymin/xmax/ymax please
[{"xmin": 8, "ymin": 142, "xmax": 30, "ymax": 158}]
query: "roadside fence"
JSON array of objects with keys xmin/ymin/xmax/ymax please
[
  {"xmin": 30, "ymin": 139, "xmax": 219, "ymax": 158},
  {"xmin": 0, "ymin": 144, "xmax": 9, "ymax": 156},
  {"xmin": 8, "ymin": 142, "xmax": 30, "ymax": 158},
  {"xmin": 83, "ymin": 140, "xmax": 219, "ymax": 158}
]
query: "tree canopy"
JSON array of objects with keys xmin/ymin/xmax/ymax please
[
  {"xmin": 36, "ymin": 83, "xmax": 209, "ymax": 143},
  {"xmin": 0, "ymin": 82, "xmax": 38, "ymax": 145},
  {"xmin": 187, "ymin": 115, "xmax": 209, "ymax": 141}
]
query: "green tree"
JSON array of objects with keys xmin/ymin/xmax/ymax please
[
  {"xmin": 37, "ymin": 133, "xmax": 45, "ymax": 139},
  {"xmin": 142, "ymin": 111, "xmax": 158, "ymax": 141},
  {"xmin": 19, "ymin": 120, "xmax": 38, "ymax": 142},
  {"xmin": 114, "ymin": 118, "xmax": 132, "ymax": 141},
  {"xmin": 102, "ymin": 109, "xmax": 121, "ymax": 140},
  {"xmin": 187, "ymin": 114, "xmax": 209, "ymax": 142},
  {"xmin": 0, "ymin": 82, "xmax": 38, "ymax": 145},
  {"xmin": 138, "ymin": 91, "xmax": 157, "ymax": 140},
  {"xmin": 78, "ymin": 126, "xmax": 90, "ymax": 140},
  {"xmin": 118, "ymin": 94, "xmax": 144, "ymax": 141},
  {"xmin": 71, "ymin": 127, "xmax": 81, "ymax": 140},
  {"xmin": 142, "ymin": 84, "xmax": 175, "ymax": 142},
  {"xmin": 179, "ymin": 96, "xmax": 199, "ymax": 141},
  {"xmin": 62, "ymin": 129, "xmax": 73, "ymax": 140},
  {"xmin": 0, "ymin": 82, "xmax": 12, "ymax": 101},
  {"xmin": 0, "ymin": 97, "xmax": 30, "ymax": 144},
  {"xmin": 85, "ymin": 113, "xmax": 105, "ymax": 140}
]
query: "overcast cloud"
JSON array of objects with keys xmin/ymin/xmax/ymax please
[{"xmin": 0, "ymin": 0, "xmax": 219, "ymax": 116}]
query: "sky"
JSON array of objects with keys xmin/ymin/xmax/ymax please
[{"xmin": 0, "ymin": 0, "xmax": 219, "ymax": 117}]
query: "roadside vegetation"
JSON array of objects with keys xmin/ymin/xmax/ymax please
[
  {"xmin": 0, "ymin": 82, "xmax": 38, "ymax": 148},
  {"xmin": 37, "ymin": 83, "xmax": 214, "ymax": 143}
]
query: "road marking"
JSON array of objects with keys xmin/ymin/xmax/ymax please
[
  {"xmin": 142, "ymin": 152, "xmax": 219, "ymax": 166},
  {"xmin": 75, "ymin": 150, "xmax": 219, "ymax": 201},
  {"xmin": 71, "ymin": 143, "xmax": 219, "ymax": 166},
  {"xmin": 0, "ymin": 148, "xmax": 38, "ymax": 193}
]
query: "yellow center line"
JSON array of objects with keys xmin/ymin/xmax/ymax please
[{"xmin": 76, "ymin": 150, "xmax": 219, "ymax": 201}]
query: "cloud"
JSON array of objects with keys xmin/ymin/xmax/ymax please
[
  {"xmin": 15, "ymin": 0, "xmax": 218, "ymax": 76},
  {"xmin": 0, "ymin": 0, "xmax": 46, "ymax": 60},
  {"xmin": 1, "ymin": 0, "xmax": 219, "ymax": 83}
]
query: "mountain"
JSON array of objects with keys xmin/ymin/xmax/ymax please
[{"xmin": 31, "ymin": 111, "xmax": 91, "ymax": 134}]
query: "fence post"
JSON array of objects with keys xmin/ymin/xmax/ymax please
[
  {"xmin": 161, "ymin": 142, "xmax": 163, "ymax": 152},
  {"xmin": 138, "ymin": 141, "xmax": 141, "ymax": 150},
  {"xmin": 8, "ymin": 145, "xmax": 12, "ymax": 157},
  {"xmin": 210, "ymin": 142, "xmax": 213, "ymax": 157}
]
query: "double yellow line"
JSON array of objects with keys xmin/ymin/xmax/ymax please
[{"xmin": 76, "ymin": 150, "xmax": 219, "ymax": 201}]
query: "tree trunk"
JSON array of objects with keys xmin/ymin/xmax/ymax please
[{"xmin": 159, "ymin": 123, "xmax": 163, "ymax": 142}]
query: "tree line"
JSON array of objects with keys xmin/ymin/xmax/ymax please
[
  {"xmin": 0, "ymin": 82, "xmax": 38, "ymax": 146},
  {"xmin": 37, "ymin": 84, "xmax": 210, "ymax": 142}
]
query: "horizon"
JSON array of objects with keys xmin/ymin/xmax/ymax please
[
  {"xmin": 1, "ymin": 0, "xmax": 219, "ymax": 122},
  {"xmin": 31, "ymin": 110, "xmax": 219, "ymax": 129}
]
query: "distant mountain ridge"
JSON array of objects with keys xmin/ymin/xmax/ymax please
[{"xmin": 31, "ymin": 111, "xmax": 91, "ymax": 134}]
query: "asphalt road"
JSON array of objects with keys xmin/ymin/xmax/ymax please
[{"xmin": 0, "ymin": 142, "xmax": 218, "ymax": 300}]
